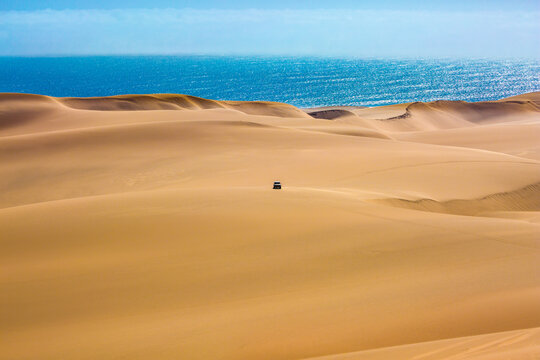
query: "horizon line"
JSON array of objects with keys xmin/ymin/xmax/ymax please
[{"xmin": 2, "ymin": 54, "xmax": 539, "ymax": 61}]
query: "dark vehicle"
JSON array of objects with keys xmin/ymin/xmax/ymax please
[{"xmin": 273, "ymin": 181, "xmax": 282, "ymax": 189}]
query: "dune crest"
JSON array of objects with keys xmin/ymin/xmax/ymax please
[
  {"xmin": 305, "ymin": 327, "xmax": 540, "ymax": 360},
  {"xmin": 306, "ymin": 96, "xmax": 540, "ymax": 132},
  {"xmin": 375, "ymin": 182, "xmax": 540, "ymax": 216},
  {"xmin": 57, "ymin": 93, "xmax": 311, "ymax": 118}
]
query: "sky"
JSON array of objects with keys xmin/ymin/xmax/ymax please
[{"xmin": 1, "ymin": 0, "xmax": 539, "ymax": 58}]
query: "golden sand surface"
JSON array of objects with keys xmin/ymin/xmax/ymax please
[{"xmin": 1, "ymin": 92, "xmax": 539, "ymax": 359}]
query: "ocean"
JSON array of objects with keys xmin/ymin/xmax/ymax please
[{"xmin": 0, "ymin": 56, "xmax": 539, "ymax": 107}]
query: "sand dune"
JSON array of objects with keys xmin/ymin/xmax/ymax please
[
  {"xmin": 306, "ymin": 327, "xmax": 540, "ymax": 360},
  {"xmin": 1, "ymin": 92, "xmax": 539, "ymax": 359},
  {"xmin": 60, "ymin": 93, "xmax": 310, "ymax": 118}
]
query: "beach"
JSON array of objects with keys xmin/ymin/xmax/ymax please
[{"xmin": 1, "ymin": 92, "xmax": 539, "ymax": 359}]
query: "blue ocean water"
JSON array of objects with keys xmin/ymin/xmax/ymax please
[{"xmin": 0, "ymin": 56, "xmax": 539, "ymax": 107}]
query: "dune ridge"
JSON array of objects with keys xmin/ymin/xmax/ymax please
[
  {"xmin": 305, "ymin": 327, "xmax": 540, "ymax": 360},
  {"xmin": 59, "ymin": 93, "xmax": 311, "ymax": 118},
  {"xmin": 375, "ymin": 181, "xmax": 540, "ymax": 216},
  {"xmin": 1, "ymin": 92, "xmax": 540, "ymax": 359},
  {"xmin": 306, "ymin": 96, "xmax": 540, "ymax": 132}
]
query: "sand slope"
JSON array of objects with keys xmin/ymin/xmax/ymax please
[
  {"xmin": 1, "ymin": 92, "xmax": 540, "ymax": 359},
  {"xmin": 307, "ymin": 327, "xmax": 540, "ymax": 360}
]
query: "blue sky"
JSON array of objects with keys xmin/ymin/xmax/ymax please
[{"xmin": 1, "ymin": 1, "xmax": 539, "ymax": 57}]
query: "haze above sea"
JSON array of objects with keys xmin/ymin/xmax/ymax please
[{"xmin": 1, "ymin": 56, "xmax": 539, "ymax": 107}]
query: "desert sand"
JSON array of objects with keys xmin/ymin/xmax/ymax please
[{"xmin": 1, "ymin": 92, "xmax": 539, "ymax": 359}]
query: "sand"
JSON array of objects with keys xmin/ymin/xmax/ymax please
[{"xmin": 1, "ymin": 92, "xmax": 539, "ymax": 359}]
